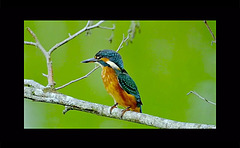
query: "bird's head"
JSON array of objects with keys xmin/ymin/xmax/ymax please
[{"xmin": 81, "ymin": 49, "xmax": 124, "ymax": 71}]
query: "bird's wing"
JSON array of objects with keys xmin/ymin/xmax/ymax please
[{"xmin": 117, "ymin": 72, "xmax": 142, "ymax": 106}]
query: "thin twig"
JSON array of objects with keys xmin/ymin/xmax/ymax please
[
  {"xmin": 55, "ymin": 66, "xmax": 100, "ymax": 90},
  {"xmin": 187, "ymin": 90, "xmax": 216, "ymax": 105},
  {"xmin": 42, "ymin": 73, "xmax": 48, "ymax": 78},
  {"xmin": 62, "ymin": 106, "xmax": 74, "ymax": 114},
  {"xmin": 48, "ymin": 21, "xmax": 106, "ymax": 55},
  {"xmin": 26, "ymin": 27, "xmax": 40, "ymax": 43},
  {"xmin": 26, "ymin": 27, "xmax": 48, "ymax": 59},
  {"xmin": 116, "ymin": 33, "xmax": 130, "ymax": 52},
  {"xmin": 204, "ymin": 20, "xmax": 216, "ymax": 45},
  {"xmin": 98, "ymin": 24, "xmax": 115, "ymax": 30},
  {"xmin": 24, "ymin": 41, "xmax": 37, "ymax": 46},
  {"xmin": 56, "ymin": 32, "xmax": 130, "ymax": 90}
]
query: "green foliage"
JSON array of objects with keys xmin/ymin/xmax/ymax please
[{"xmin": 24, "ymin": 20, "xmax": 216, "ymax": 128}]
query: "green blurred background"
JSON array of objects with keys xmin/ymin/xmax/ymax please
[{"xmin": 24, "ymin": 20, "xmax": 216, "ymax": 128}]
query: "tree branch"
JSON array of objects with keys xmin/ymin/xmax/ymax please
[
  {"xmin": 24, "ymin": 20, "xmax": 114, "ymax": 89},
  {"xmin": 48, "ymin": 20, "xmax": 115, "ymax": 55},
  {"xmin": 25, "ymin": 27, "xmax": 54, "ymax": 88},
  {"xmin": 187, "ymin": 90, "xmax": 216, "ymax": 105},
  {"xmin": 24, "ymin": 79, "xmax": 216, "ymax": 129}
]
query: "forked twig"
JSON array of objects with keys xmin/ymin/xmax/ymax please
[
  {"xmin": 116, "ymin": 33, "xmax": 130, "ymax": 52},
  {"xmin": 24, "ymin": 21, "xmax": 114, "ymax": 89},
  {"xmin": 48, "ymin": 21, "xmax": 115, "ymax": 55}
]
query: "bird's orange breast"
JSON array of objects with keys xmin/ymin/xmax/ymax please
[{"xmin": 101, "ymin": 67, "xmax": 140, "ymax": 112}]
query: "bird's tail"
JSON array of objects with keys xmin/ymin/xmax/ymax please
[{"xmin": 139, "ymin": 105, "xmax": 142, "ymax": 113}]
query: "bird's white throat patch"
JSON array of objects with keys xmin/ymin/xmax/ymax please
[{"xmin": 106, "ymin": 60, "xmax": 120, "ymax": 70}]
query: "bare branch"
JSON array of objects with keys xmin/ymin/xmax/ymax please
[
  {"xmin": 26, "ymin": 27, "xmax": 49, "ymax": 59},
  {"xmin": 42, "ymin": 73, "xmax": 48, "ymax": 78},
  {"xmin": 24, "ymin": 79, "xmax": 216, "ymax": 129},
  {"xmin": 116, "ymin": 33, "xmax": 130, "ymax": 52},
  {"xmin": 24, "ymin": 21, "xmax": 115, "ymax": 89},
  {"xmin": 25, "ymin": 27, "xmax": 54, "ymax": 87},
  {"xmin": 63, "ymin": 106, "xmax": 74, "ymax": 115},
  {"xmin": 55, "ymin": 65, "xmax": 100, "ymax": 90},
  {"xmin": 86, "ymin": 20, "xmax": 104, "ymax": 29},
  {"xmin": 98, "ymin": 24, "xmax": 115, "ymax": 30},
  {"xmin": 48, "ymin": 20, "xmax": 107, "ymax": 55},
  {"xmin": 26, "ymin": 27, "xmax": 40, "ymax": 43},
  {"xmin": 204, "ymin": 20, "xmax": 216, "ymax": 45},
  {"xmin": 24, "ymin": 41, "xmax": 37, "ymax": 46},
  {"xmin": 187, "ymin": 90, "xmax": 216, "ymax": 105}
]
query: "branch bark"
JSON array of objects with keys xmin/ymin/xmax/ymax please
[{"xmin": 24, "ymin": 79, "xmax": 216, "ymax": 129}]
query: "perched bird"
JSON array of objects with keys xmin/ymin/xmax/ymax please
[{"xmin": 81, "ymin": 49, "xmax": 142, "ymax": 118}]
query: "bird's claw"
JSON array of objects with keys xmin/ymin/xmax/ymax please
[
  {"xmin": 110, "ymin": 103, "xmax": 118, "ymax": 114},
  {"xmin": 120, "ymin": 106, "xmax": 130, "ymax": 119}
]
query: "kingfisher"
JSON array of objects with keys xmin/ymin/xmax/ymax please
[{"xmin": 81, "ymin": 49, "xmax": 142, "ymax": 118}]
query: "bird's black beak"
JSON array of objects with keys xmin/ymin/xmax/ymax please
[{"xmin": 81, "ymin": 58, "xmax": 98, "ymax": 63}]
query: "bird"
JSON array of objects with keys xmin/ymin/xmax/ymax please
[{"xmin": 81, "ymin": 49, "xmax": 142, "ymax": 118}]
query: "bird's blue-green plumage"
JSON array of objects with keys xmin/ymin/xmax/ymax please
[
  {"xmin": 95, "ymin": 49, "xmax": 143, "ymax": 112},
  {"xmin": 116, "ymin": 69, "xmax": 143, "ymax": 109},
  {"xmin": 95, "ymin": 50, "xmax": 124, "ymax": 70}
]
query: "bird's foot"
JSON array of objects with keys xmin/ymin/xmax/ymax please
[
  {"xmin": 120, "ymin": 106, "xmax": 130, "ymax": 119},
  {"xmin": 110, "ymin": 103, "xmax": 118, "ymax": 114}
]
